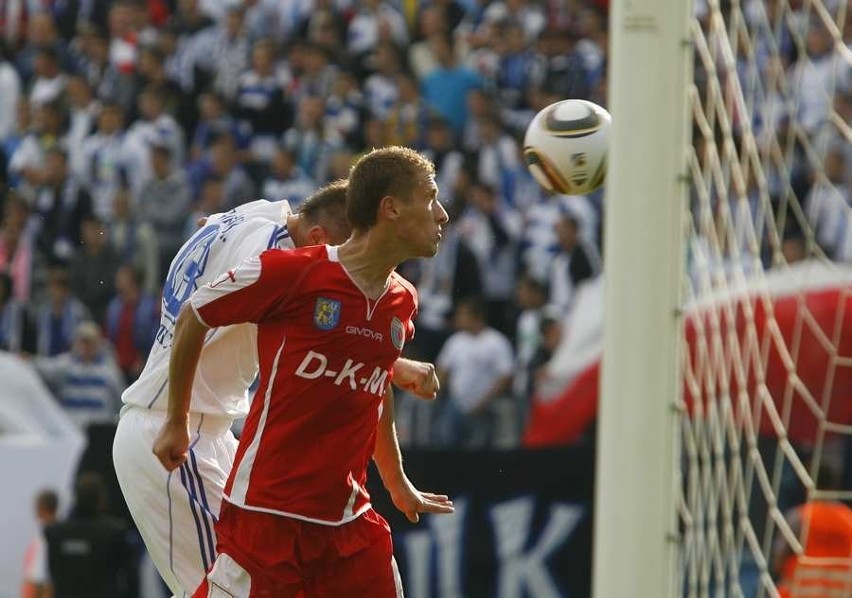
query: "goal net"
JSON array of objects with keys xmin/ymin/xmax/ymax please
[{"xmin": 680, "ymin": 0, "xmax": 851, "ymax": 596}]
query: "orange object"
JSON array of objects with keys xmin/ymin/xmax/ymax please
[{"xmin": 779, "ymin": 501, "xmax": 852, "ymax": 598}]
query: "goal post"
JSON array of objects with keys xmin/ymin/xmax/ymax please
[
  {"xmin": 596, "ymin": 0, "xmax": 852, "ymax": 595},
  {"xmin": 593, "ymin": 0, "xmax": 694, "ymax": 597}
]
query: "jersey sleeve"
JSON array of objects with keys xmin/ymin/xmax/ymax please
[
  {"xmin": 395, "ymin": 273, "xmax": 418, "ymax": 342},
  {"xmin": 190, "ymin": 249, "xmax": 306, "ymax": 328},
  {"xmin": 406, "ymin": 285, "xmax": 418, "ymax": 341},
  {"xmin": 234, "ymin": 219, "xmax": 295, "ymax": 253},
  {"xmin": 208, "ymin": 200, "xmax": 291, "ymax": 225}
]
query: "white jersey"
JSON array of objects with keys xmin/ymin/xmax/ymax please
[{"xmin": 121, "ymin": 200, "xmax": 294, "ymax": 419}]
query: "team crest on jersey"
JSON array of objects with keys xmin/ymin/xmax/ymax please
[
  {"xmin": 390, "ymin": 317, "xmax": 405, "ymax": 350},
  {"xmin": 314, "ymin": 297, "xmax": 341, "ymax": 330}
]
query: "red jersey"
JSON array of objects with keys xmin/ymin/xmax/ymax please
[{"xmin": 189, "ymin": 245, "xmax": 417, "ymax": 525}]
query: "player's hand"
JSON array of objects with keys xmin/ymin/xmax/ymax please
[
  {"xmin": 392, "ymin": 359, "xmax": 440, "ymax": 400},
  {"xmin": 388, "ymin": 475, "xmax": 454, "ymax": 523},
  {"xmin": 153, "ymin": 417, "xmax": 191, "ymax": 471}
]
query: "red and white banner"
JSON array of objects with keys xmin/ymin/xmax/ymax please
[{"xmin": 524, "ymin": 261, "xmax": 852, "ymax": 447}]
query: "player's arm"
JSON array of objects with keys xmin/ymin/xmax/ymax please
[
  {"xmin": 373, "ymin": 385, "xmax": 454, "ymax": 523},
  {"xmin": 152, "ymin": 303, "xmax": 210, "ymax": 471},
  {"xmin": 153, "ymin": 251, "xmax": 298, "ymax": 471},
  {"xmin": 391, "ymin": 357, "xmax": 439, "ymax": 399},
  {"xmin": 390, "ymin": 291, "xmax": 439, "ymax": 399}
]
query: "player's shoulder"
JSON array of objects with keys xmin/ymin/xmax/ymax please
[
  {"xmin": 234, "ymin": 199, "xmax": 291, "ymax": 222},
  {"xmin": 259, "ymin": 244, "xmax": 329, "ymax": 267},
  {"xmin": 390, "ymin": 271, "xmax": 418, "ymax": 305},
  {"xmin": 280, "ymin": 244, "xmax": 329, "ymax": 258},
  {"xmin": 205, "ymin": 217, "xmax": 277, "ymax": 257}
]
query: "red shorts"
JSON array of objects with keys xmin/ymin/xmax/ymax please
[{"xmin": 192, "ymin": 501, "xmax": 402, "ymax": 597}]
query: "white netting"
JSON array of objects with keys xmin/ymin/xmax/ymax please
[{"xmin": 681, "ymin": 0, "xmax": 851, "ymax": 596}]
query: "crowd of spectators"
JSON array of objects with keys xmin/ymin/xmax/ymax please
[
  {"xmin": 0, "ymin": 0, "xmax": 610, "ymax": 449},
  {"xmin": 0, "ymin": 0, "xmax": 847, "ymax": 452}
]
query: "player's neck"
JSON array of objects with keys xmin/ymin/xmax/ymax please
[
  {"xmin": 336, "ymin": 232, "xmax": 401, "ymax": 299},
  {"xmin": 286, "ymin": 214, "xmax": 306, "ymax": 246}
]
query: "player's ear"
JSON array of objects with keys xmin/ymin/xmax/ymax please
[
  {"xmin": 307, "ymin": 225, "xmax": 328, "ymax": 245},
  {"xmin": 378, "ymin": 195, "xmax": 401, "ymax": 222}
]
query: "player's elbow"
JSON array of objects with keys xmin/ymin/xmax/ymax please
[{"xmin": 176, "ymin": 302, "xmax": 210, "ymax": 334}]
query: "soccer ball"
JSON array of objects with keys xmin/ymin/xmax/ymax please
[{"xmin": 523, "ymin": 99, "xmax": 611, "ymax": 195}]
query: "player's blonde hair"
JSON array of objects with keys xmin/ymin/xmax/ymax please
[
  {"xmin": 298, "ymin": 178, "xmax": 351, "ymax": 243},
  {"xmin": 346, "ymin": 146, "xmax": 436, "ymax": 231}
]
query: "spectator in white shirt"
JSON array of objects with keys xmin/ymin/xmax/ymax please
[
  {"xmin": 549, "ymin": 209, "xmax": 601, "ymax": 312},
  {"xmin": 481, "ymin": 0, "xmax": 546, "ymax": 44},
  {"xmin": 33, "ymin": 321, "xmax": 124, "ymax": 430},
  {"xmin": 29, "ymin": 46, "xmax": 66, "ymax": 107},
  {"xmin": 363, "ymin": 41, "xmax": 401, "ymax": 120},
  {"xmin": 323, "ymin": 69, "xmax": 363, "ymax": 144},
  {"xmin": 422, "ymin": 117, "xmax": 465, "ymax": 209},
  {"xmin": 261, "ymin": 147, "xmax": 316, "ymax": 209},
  {"xmin": 408, "ymin": 6, "xmax": 445, "ymax": 81},
  {"xmin": 513, "ymin": 274, "xmax": 549, "ymax": 402},
  {"xmin": 346, "ymin": 0, "xmax": 408, "ymax": 58},
  {"xmin": 406, "ymin": 222, "xmax": 482, "ymax": 363},
  {"xmin": 0, "ymin": 42, "xmax": 22, "ymax": 141},
  {"xmin": 475, "ymin": 113, "xmax": 521, "ymax": 202},
  {"xmin": 65, "ymin": 75, "xmax": 99, "ymax": 179},
  {"xmin": 189, "ymin": 4, "xmax": 250, "ymax": 102},
  {"xmin": 792, "ymin": 18, "xmax": 850, "ymax": 135},
  {"xmin": 267, "ymin": 0, "xmax": 314, "ymax": 41},
  {"xmin": 573, "ymin": 4, "xmax": 608, "ymax": 90},
  {"xmin": 293, "ymin": 42, "xmax": 338, "ymax": 107},
  {"xmin": 282, "ymin": 95, "xmax": 340, "ymax": 184},
  {"xmin": 9, "ymin": 99, "xmax": 66, "ymax": 192},
  {"xmin": 436, "ymin": 297, "xmax": 515, "ymax": 449},
  {"xmin": 79, "ymin": 102, "xmax": 148, "ymax": 221},
  {"xmin": 805, "ymin": 141, "xmax": 850, "ymax": 262},
  {"xmin": 457, "ymin": 181, "xmax": 522, "ymax": 335},
  {"xmin": 126, "ymin": 85, "xmax": 185, "ymax": 174}
]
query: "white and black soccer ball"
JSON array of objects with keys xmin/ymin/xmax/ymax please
[{"xmin": 523, "ymin": 99, "xmax": 611, "ymax": 196}]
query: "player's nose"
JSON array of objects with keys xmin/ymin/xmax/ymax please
[{"xmin": 434, "ymin": 200, "xmax": 449, "ymax": 224}]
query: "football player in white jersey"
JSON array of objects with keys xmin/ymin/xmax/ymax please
[{"xmin": 113, "ymin": 180, "xmax": 439, "ymax": 596}]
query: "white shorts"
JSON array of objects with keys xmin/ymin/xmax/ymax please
[{"xmin": 113, "ymin": 405, "xmax": 237, "ymax": 597}]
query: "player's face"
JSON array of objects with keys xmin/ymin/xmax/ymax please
[{"xmin": 397, "ymin": 174, "xmax": 448, "ymax": 258}]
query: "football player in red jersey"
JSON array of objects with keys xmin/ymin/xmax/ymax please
[
  {"xmin": 156, "ymin": 146, "xmax": 453, "ymax": 596},
  {"xmin": 116, "ymin": 181, "xmax": 442, "ymax": 597}
]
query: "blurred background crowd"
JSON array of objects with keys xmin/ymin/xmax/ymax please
[
  {"xmin": 0, "ymin": 0, "xmax": 846, "ymax": 454},
  {"xmin": 0, "ymin": 0, "xmax": 617, "ymax": 453}
]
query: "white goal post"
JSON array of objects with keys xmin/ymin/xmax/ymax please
[
  {"xmin": 593, "ymin": 0, "xmax": 694, "ymax": 595},
  {"xmin": 593, "ymin": 0, "xmax": 692, "ymax": 598},
  {"xmin": 596, "ymin": 0, "xmax": 852, "ymax": 596}
]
